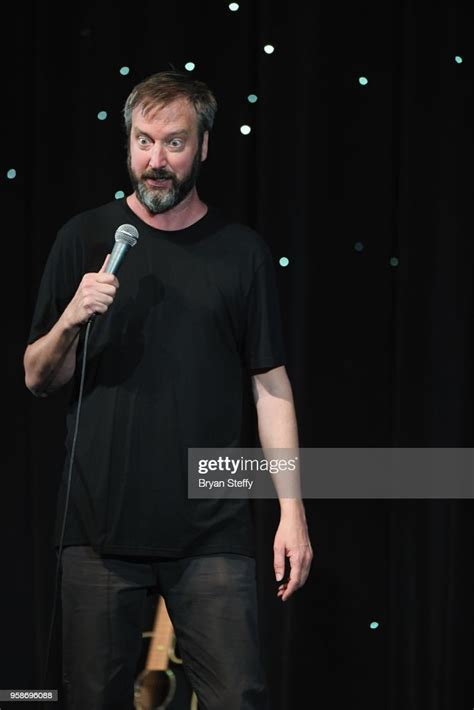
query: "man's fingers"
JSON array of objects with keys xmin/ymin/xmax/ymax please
[
  {"xmin": 278, "ymin": 549, "xmax": 312, "ymax": 601},
  {"xmin": 273, "ymin": 547, "xmax": 286, "ymax": 582},
  {"xmin": 99, "ymin": 254, "xmax": 110, "ymax": 273},
  {"xmin": 274, "ymin": 543, "xmax": 313, "ymax": 600},
  {"xmin": 286, "ymin": 557, "xmax": 303, "ymax": 593}
]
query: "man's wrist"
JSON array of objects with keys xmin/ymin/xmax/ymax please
[{"xmin": 279, "ymin": 498, "xmax": 306, "ymax": 517}]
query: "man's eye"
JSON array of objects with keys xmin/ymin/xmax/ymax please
[
  {"xmin": 137, "ymin": 136, "xmax": 150, "ymax": 146},
  {"xmin": 169, "ymin": 139, "xmax": 183, "ymax": 148}
]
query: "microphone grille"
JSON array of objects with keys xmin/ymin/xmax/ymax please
[{"xmin": 115, "ymin": 223, "xmax": 139, "ymax": 247}]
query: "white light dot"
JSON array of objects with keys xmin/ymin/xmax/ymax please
[
  {"xmin": 354, "ymin": 241, "xmax": 364, "ymax": 252},
  {"xmin": 279, "ymin": 257, "xmax": 289, "ymax": 267},
  {"xmin": 240, "ymin": 124, "xmax": 251, "ymax": 135},
  {"xmin": 359, "ymin": 76, "xmax": 368, "ymax": 86},
  {"xmin": 228, "ymin": 2, "xmax": 239, "ymax": 10},
  {"xmin": 247, "ymin": 94, "xmax": 258, "ymax": 103},
  {"xmin": 184, "ymin": 62, "xmax": 195, "ymax": 72},
  {"xmin": 7, "ymin": 168, "xmax": 17, "ymax": 179},
  {"xmin": 454, "ymin": 55, "xmax": 463, "ymax": 64},
  {"xmin": 97, "ymin": 111, "xmax": 108, "ymax": 121},
  {"xmin": 115, "ymin": 190, "xmax": 125, "ymax": 199},
  {"xmin": 370, "ymin": 622, "xmax": 379, "ymax": 630},
  {"xmin": 264, "ymin": 45, "xmax": 275, "ymax": 54},
  {"xmin": 390, "ymin": 257, "xmax": 399, "ymax": 267},
  {"xmin": 119, "ymin": 66, "xmax": 130, "ymax": 76}
]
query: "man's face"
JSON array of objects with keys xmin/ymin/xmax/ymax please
[{"xmin": 127, "ymin": 97, "xmax": 208, "ymax": 214}]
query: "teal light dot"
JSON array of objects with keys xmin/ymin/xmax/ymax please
[
  {"xmin": 354, "ymin": 241, "xmax": 364, "ymax": 252},
  {"xmin": 97, "ymin": 111, "xmax": 108, "ymax": 121},
  {"xmin": 264, "ymin": 45, "xmax": 275, "ymax": 54},
  {"xmin": 119, "ymin": 66, "xmax": 130, "ymax": 76},
  {"xmin": 184, "ymin": 62, "xmax": 195, "ymax": 71},
  {"xmin": 228, "ymin": 2, "xmax": 239, "ymax": 10},
  {"xmin": 390, "ymin": 257, "xmax": 399, "ymax": 267},
  {"xmin": 240, "ymin": 124, "xmax": 251, "ymax": 135},
  {"xmin": 247, "ymin": 94, "xmax": 258, "ymax": 104},
  {"xmin": 359, "ymin": 76, "xmax": 368, "ymax": 86},
  {"xmin": 7, "ymin": 168, "xmax": 17, "ymax": 179},
  {"xmin": 279, "ymin": 257, "xmax": 289, "ymax": 267},
  {"xmin": 370, "ymin": 622, "xmax": 379, "ymax": 630},
  {"xmin": 114, "ymin": 190, "xmax": 125, "ymax": 199},
  {"xmin": 454, "ymin": 55, "xmax": 463, "ymax": 64}
]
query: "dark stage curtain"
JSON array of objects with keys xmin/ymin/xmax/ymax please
[{"xmin": 4, "ymin": 1, "xmax": 473, "ymax": 708}]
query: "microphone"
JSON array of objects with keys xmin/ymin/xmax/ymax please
[
  {"xmin": 105, "ymin": 224, "xmax": 139, "ymax": 275},
  {"xmin": 86, "ymin": 224, "xmax": 139, "ymax": 326}
]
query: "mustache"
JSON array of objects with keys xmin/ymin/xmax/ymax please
[{"xmin": 142, "ymin": 169, "xmax": 175, "ymax": 181}]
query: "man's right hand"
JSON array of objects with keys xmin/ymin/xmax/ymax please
[{"xmin": 66, "ymin": 254, "xmax": 120, "ymax": 326}]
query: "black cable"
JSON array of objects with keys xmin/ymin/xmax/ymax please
[{"xmin": 40, "ymin": 318, "xmax": 94, "ymax": 708}]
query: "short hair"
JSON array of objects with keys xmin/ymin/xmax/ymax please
[{"xmin": 123, "ymin": 70, "xmax": 217, "ymax": 141}]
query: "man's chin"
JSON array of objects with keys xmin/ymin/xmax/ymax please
[
  {"xmin": 142, "ymin": 200, "xmax": 174, "ymax": 215},
  {"xmin": 137, "ymin": 187, "xmax": 177, "ymax": 214}
]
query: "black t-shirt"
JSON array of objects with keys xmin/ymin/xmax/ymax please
[{"xmin": 28, "ymin": 199, "xmax": 286, "ymax": 557}]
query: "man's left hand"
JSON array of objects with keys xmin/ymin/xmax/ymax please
[{"xmin": 273, "ymin": 505, "xmax": 313, "ymax": 602}]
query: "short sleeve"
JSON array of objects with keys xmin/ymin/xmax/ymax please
[
  {"xmin": 242, "ymin": 247, "xmax": 286, "ymax": 370},
  {"xmin": 27, "ymin": 225, "xmax": 83, "ymax": 345}
]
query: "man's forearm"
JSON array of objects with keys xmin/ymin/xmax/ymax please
[
  {"xmin": 24, "ymin": 314, "xmax": 81, "ymax": 396},
  {"xmin": 255, "ymin": 391, "xmax": 304, "ymax": 509}
]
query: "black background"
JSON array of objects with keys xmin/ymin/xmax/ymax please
[{"xmin": 3, "ymin": 1, "xmax": 473, "ymax": 708}]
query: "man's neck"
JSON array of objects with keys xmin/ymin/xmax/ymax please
[{"xmin": 126, "ymin": 190, "xmax": 208, "ymax": 231}]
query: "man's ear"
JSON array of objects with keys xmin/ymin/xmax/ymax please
[{"xmin": 201, "ymin": 131, "xmax": 209, "ymax": 161}]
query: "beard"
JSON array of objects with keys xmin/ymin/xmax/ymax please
[{"xmin": 127, "ymin": 148, "xmax": 202, "ymax": 214}]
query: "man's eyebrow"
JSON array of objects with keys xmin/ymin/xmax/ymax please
[{"xmin": 133, "ymin": 128, "xmax": 190, "ymax": 139}]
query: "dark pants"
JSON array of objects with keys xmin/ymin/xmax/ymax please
[{"xmin": 60, "ymin": 546, "xmax": 269, "ymax": 710}]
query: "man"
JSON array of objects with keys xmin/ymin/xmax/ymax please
[{"xmin": 24, "ymin": 70, "xmax": 312, "ymax": 709}]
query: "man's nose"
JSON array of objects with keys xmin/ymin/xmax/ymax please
[{"xmin": 148, "ymin": 144, "xmax": 167, "ymax": 168}]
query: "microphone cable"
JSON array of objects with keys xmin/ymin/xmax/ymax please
[
  {"xmin": 40, "ymin": 317, "xmax": 94, "ymax": 708},
  {"xmin": 39, "ymin": 223, "xmax": 138, "ymax": 705}
]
